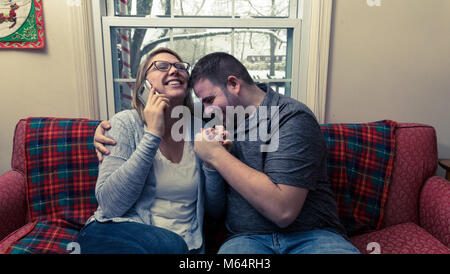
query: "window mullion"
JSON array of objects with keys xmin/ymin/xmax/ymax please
[
  {"xmin": 290, "ymin": 0, "xmax": 300, "ymax": 19},
  {"xmin": 296, "ymin": 0, "xmax": 304, "ymax": 19},
  {"xmin": 102, "ymin": 20, "xmax": 117, "ymax": 118},
  {"xmin": 231, "ymin": 28, "xmax": 235, "ymax": 56},
  {"xmin": 232, "ymin": 0, "xmax": 235, "ymax": 18},
  {"xmin": 106, "ymin": 0, "xmax": 115, "ymax": 16}
]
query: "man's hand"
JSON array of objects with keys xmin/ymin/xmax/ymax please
[
  {"xmin": 94, "ymin": 120, "xmax": 116, "ymax": 162},
  {"xmin": 194, "ymin": 126, "xmax": 232, "ymax": 169}
]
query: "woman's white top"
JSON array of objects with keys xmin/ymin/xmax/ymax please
[{"xmin": 151, "ymin": 141, "xmax": 200, "ymax": 247}]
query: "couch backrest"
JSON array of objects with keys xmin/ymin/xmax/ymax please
[
  {"xmin": 13, "ymin": 118, "xmax": 437, "ymax": 234},
  {"xmin": 381, "ymin": 123, "xmax": 437, "ymax": 228}
]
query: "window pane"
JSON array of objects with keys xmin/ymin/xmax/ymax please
[
  {"xmin": 115, "ymin": 0, "xmax": 290, "ymax": 17},
  {"xmin": 112, "ymin": 27, "xmax": 170, "ymax": 111},
  {"xmin": 173, "ymin": 0, "xmax": 290, "ymax": 17},
  {"xmin": 172, "ymin": 28, "xmax": 232, "ymax": 64},
  {"xmin": 173, "ymin": 0, "xmax": 232, "ymax": 17},
  {"xmin": 234, "ymin": 29, "xmax": 288, "ymax": 81},
  {"xmin": 113, "ymin": 27, "xmax": 169, "ymax": 76},
  {"xmin": 111, "ymin": 27, "xmax": 291, "ymax": 113},
  {"xmin": 114, "ymin": 81, "xmax": 135, "ymax": 111},
  {"xmin": 234, "ymin": 0, "xmax": 289, "ymax": 18},
  {"xmin": 114, "ymin": 0, "xmax": 170, "ymax": 17}
]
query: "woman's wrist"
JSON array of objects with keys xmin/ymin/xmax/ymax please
[{"xmin": 144, "ymin": 126, "xmax": 162, "ymax": 139}]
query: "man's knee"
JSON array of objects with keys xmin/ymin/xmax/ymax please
[
  {"xmin": 294, "ymin": 230, "xmax": 360, "ymax": 254},
  {"xmin": 218, "ymin": 235, "xmax": 272, "ymax": 254}
]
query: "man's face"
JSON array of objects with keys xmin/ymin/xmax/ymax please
[{"xmin": 194, "ymin": 78, "xmax": 239, "ymax": 125}]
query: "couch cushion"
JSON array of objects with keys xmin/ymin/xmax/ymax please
[
  {"xmin": 320, "ymin": 120, "xmax": 396, "ymax": 236},
  {"xmin": 24, "ymin": 117, "xmax": 100, "ymax": 230},
  {"xmin": 0, "ymin": 170, "xmax": 27, "ymax": 240},
  {"xmin": 350, "ymin": 222, "xmax": 450, "ymax": 254},
  {"xmin": 7, "ymin": 222, "xmax": 78, "ymax": 254},
  {"xmin": 419, "ymin": 176, "xmax": 450, "ymax": 247}
]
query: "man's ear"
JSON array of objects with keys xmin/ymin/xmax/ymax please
[{"xmin": 226, "ymin": 76, "xmax": 240, "ymax": 95}]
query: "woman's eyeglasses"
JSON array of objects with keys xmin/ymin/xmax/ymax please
[{"xmin": 147, "ymin": 61, "xmax": 190, "ymax": 74}]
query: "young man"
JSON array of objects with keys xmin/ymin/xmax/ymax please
[
  {"xmin": 94, "ymin": 52, "xmax": 360, "ymax": 254},
  {"xmin": 188, "ymin": 52, "xmax": 359, "ymax": 254}
]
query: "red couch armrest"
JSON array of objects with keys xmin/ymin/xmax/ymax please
[
  {"xmin": 420, "ymin": 176, "xmax": 450, "ymax": 247},
  {"xmin": 0, "ymin": 170, "xmax": 27, "ymax": 241}
]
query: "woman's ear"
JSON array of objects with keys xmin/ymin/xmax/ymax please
[{"xmin": 226, "ymin": 76, "xmax": 240, "ymax": 95}]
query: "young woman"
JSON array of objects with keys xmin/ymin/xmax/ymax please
[{"xmin": 76, "ymin": 48, "xmax": 227, "ymax": 254}]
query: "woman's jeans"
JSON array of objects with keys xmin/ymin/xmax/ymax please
[
  {"xmin": 76, "ymin": 221, "xmax": 189, "ymax": 254},
  {"xmin": 218, "ymin": 229, "xmax": 360, "ymax": 254}
]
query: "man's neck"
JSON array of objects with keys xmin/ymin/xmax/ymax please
[
  {"xmin": 227, "ymin": 84, "xmax": 267, "ymax": 131},
  {"xmin": 242, "ymin": 84, "xmax": 266, "ymax": 109}
]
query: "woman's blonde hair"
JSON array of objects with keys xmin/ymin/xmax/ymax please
[{"xmin": 132, "ymin": 47, "xmax": 194, "ymax": 121}]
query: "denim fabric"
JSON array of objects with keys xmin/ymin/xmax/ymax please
[
  {"xmin": 218, "ymin": 229, "xmax": 360, "ymax": 254},
  {"xmin": 76, "ymin": 221, "xmax": 188, "ymax": 254}
]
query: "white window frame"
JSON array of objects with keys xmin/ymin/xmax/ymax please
[{"xmin": 91, "ymin": 0, "xmax": 332, "ymax": 123}]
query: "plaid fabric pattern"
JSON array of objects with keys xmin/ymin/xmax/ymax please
[
  {"xmin": 8, "ymin": 222, "xmax": 79, "ymax": 254},
  {"xmin": 8, "ymin": 117, "xmax": 100, "ymax": 254},
  {"xmin": 321, "ymin": 120, "xmax": 397, "ymax": 236}
]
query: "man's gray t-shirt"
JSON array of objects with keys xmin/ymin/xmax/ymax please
[{"xmin": 225, "ymin": 84, "xmax": 347, "ymax": 237}]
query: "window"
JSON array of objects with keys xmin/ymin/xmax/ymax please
[{"xmin": 92, "ymin": 0, "xmax": 332, "ymax": 122}]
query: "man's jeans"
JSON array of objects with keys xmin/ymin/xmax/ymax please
[
  {"xmin": 76, "ymin": 221, "xmax": 189, "ymax": 254},
  {"xmin": 218, "ymin": 229, "xmax": 360, "ymax": 254}
]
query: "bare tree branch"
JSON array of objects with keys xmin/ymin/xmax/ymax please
[
  {"xmin": 244, "ymin": 0, "xmax": 265, "ymax": 17},
  {"xmin": 194, "ymin": 0, "xmax": 207, "ymax": 16}
]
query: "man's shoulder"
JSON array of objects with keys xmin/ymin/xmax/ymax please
[{"xmin": 273, "ymin": 93, "xmax": 318, "ymax": 124}]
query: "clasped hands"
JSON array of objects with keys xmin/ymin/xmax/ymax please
[
  {"xmin": 194, "ymin": 125, "xmax": 232, "ymax": 169},
  {"xmin": 94, "ymin": 120, "xmax": 232, "ymax": 169}
]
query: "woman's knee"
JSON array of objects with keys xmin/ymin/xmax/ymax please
[{"xmin": 144, "ymin": 225, "xmax": 188, "ymax": 254}]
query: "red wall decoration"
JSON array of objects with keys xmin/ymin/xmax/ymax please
[{"xmin": 0, "ymin": 0, "xmax": 45, "ymax": 49}]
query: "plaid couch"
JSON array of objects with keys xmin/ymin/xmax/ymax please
[{"xmin": 0, "ymin": 117, "xmax": 449, "ymax": 254}]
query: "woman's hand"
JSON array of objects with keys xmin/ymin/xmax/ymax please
[
  {"xmin": 94, "ymin": 120, "xmax": 116, "ymax": 162},
  {"xmin": 143, "ymin": 87, "xmax": 170, "ymax": 137}
]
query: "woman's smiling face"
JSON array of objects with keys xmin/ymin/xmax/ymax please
[{"xmin": 145, "ymin": 52, "xmax": 189, "ymax": 100}]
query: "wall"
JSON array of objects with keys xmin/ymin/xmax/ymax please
[
  {"xmin": 0, "ymin": 0, "xmax": 95, "ymax": 174},
  {"xmin": 326, "ymin": 0, "xmax": 450, "ymax": 177}
]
